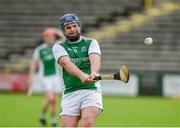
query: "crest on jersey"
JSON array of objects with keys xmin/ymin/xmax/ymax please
[{"xmin": 81, "ymin": 46, "xmax": 86, "ymax": 52}]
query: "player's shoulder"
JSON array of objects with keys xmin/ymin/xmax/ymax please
[
  {"xmin": 55, "ymin": 39, "xmax": 66, "ymax": 45},
  {"xmin": 82, "ymin": 36, "xmax": 98, "ymax": 43},
  {"xmin": 34, "ymin": 43, "xmax": 46, "ymax": 51},
  {"xmin": 53, "ymin": 39, "xmax": 66, "ymax": 51},
  {"xmin": 82, "ymin": 36, "xmax": 94, "ymax": 41}
]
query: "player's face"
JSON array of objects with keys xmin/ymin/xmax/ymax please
[
  {"xmin": 63, "ymin": 22, "xmax": 81, "ymax": 40},
  {"xmin": 43, "ymin": 34, "xmax": 55, "ymax": 45}
]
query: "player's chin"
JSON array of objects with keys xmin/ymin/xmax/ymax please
[
  {"xmin": 67, "ymin": 33, "xmax": 80, "ymax": 41},
  {"xmin": 70, "ymin": 32, "xmax": 80, "ymax": 37}
]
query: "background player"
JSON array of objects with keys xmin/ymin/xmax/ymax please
[
  {"xmin": 27, "ymin": 28, "xmax": 64, "ymax": 127},
  {"xmin": 53, "ymin": 14, "xmax": 103, "ymax": 127}
]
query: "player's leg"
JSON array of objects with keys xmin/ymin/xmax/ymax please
[
  {"xmin": 39, "ymin": 77, "xmax": 50, "ymax": 126},
  {"xmin": 39, "ymin": 77, "xmax": 57, "ymax": 126},
  {"xmin": 49, "ymin": 76, "xmax": 62, "ymax": 126},
  {"xmin": 46, "ymin": 91, "xmax": 57, "ymax": 126},
  {"xmin": 42, "ymin": 92, "xmax": 49, "ymax": 112},
  {"xmin": 61, "ymin": 115, "xmax": 80, "ymax": 127},
  {"xmin": 80, "ymin": 106, "xmax": 99, "ymax": 127},
  {"xmin": 60, "ymin": 90, "xmax": 82, "ymax": 127},
  {"xmin": 80, "ymin": 90, "xmax": 103, "ymax": 127},
  {"xmin": 39, "ymin": 93, "xmax": 49, "ymax": 126}
]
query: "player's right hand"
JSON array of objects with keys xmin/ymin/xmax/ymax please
[
  {"xmin": 27, "ymin": 76, "xmax": 33, "ymax": 97},
  {"xmin": 90, "ymin": 72, "xmax": 98, "ymax": 82},
  {"xmin": 27, "ymin": 87, "xmax": 33, "ymax": 97},
  {"xmin": 27, "ymin": 76, "xmax": 33, "ymax": 86},
  {"xmin": 79, "ymin": 73, "xmax": 93, "ymax": 84}
]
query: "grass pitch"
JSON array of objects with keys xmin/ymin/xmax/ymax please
[{"xmin": 0, "ymin": 93, "xmax": 180, "ymax": 127}]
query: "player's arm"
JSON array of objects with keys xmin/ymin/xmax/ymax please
[
  {"xmin": 53, "ymin": 43, "xmax": 91, "ymax": 84},
  {"xmin": 28, "ymin": 59, "xmax": 38, "ymax": 85},
  {"xmin": 27, "ymin": 48, "xmax": 39, "ymax": 96},
  {"xmin": 89, "ymin": 54, "xmax": 101, "ymax": 76},
  {"xmin": 28, "ymin": 48, "xmax": 39, "ymax": 85},
  {"xmin": 88, "ymin": 39, "xmax": 101, "ymax": 79},
  {"xmin": 59, "ymin": 56, "xmax": 91, "ymax": 83},
  {"xmin": 27, "ymin": 58, "xmax": 38, "ymax": 96},
  {"xmin": 53, "ymin": 28, "xmax": 65, "ymax": 40}
]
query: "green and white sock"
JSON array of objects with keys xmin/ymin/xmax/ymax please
[
  {"xmin": 40, "ymin": 113, "xmax": 46, "ymax": 119},
  {"xmin": 51, "ymin": 115, "xmax": 57, "ymax": 124}
]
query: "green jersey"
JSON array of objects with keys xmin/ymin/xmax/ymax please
[
  {"xmin": 33, "ymin": 43, "xmax": 60, "ymax": 77},
  {"xmin": 53, "ymin": 36, "xmax": 101, "ymax": 94}
]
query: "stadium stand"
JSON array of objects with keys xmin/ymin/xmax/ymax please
[
  {"xmin": 0, "ymin": 0, "xmax": 179, "ymax": 75},
  {"xmin": 0, "ymin": 0, "xmax": 143, "ymax": 72},
  {"xmin": 99, "ymin": 4, "xmax": 180, "ymax": 74},
  {"xmin": 90, "ymin": 2, "xmax": 180, "ymax": 95},
  {"xmin": 100, "ymin": 9, "xmax": 180, "ymax": 73}
]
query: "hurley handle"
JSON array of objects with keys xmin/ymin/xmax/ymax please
[{"xmin": 93, "ymin": 76, "xmax": 102, "ymax": 80}]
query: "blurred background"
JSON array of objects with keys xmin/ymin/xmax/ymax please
[{"xmin": 0, "ymin": 0, "xmax": 180, "ymax": 127}]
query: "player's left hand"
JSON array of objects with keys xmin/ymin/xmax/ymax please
[{"xmin": 90, "ymin": 72, "xmax": 98, "ymax": 82}]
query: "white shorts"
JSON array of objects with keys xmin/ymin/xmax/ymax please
[
  {"xmin": 41, "ymin": 75, "xmax": 62, "ymax": 94},
  {"xmin": 60, "ymin": 89, "xmax": 103, "ymax": 116}
]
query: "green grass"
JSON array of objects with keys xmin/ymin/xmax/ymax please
[{"xmin": 0, "ymin": 93, "xmax": 180, "ymax": 127}]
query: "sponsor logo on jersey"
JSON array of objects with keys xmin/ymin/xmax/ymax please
[{"xmin": 71, "ymin": 57, "xmax": 89, "ymax": 64}]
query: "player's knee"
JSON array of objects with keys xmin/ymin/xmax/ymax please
[
  {"xmin": 81, "ymin": 115, "xmax": 95, "ymax": 127},
  {"xmin": 61, "ymin": 116, "xmax": 79, "ymax": 127},
  {"xmin": 48, "ymin": 96, "xmax": 56, "ymax": 105}
]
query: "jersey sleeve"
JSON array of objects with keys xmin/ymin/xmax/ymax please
[
  {"xmin": 88, "ymin": 39, "xmax": 101, "ymax": 56},
  {"xmin": 53, "ymin": 43, "xmax": 69, "ymax": 63},
  {"xmin": 32, "ymin": 48, "xmax": 39, "ymax": 60}
]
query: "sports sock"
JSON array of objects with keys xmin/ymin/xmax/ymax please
[{"xmin": 51, "ymin": 114, "xmax": 57, "ymax": 124}]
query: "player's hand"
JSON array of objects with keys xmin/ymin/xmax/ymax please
[
  {"xmin": 54, "ymin": 28, "xmax": 65, "ymax": 40},
  {"xmin": 90, "ymin": 72, "xmax": 98, "ymax": 82},
  {"xmin": 79, "ymin": 73, "xmax": 92, "ymax": 84},
  {"xmin": 27, "ymin": 87, "xmax": 33, "ymax": 97},
  {"xmin": 27, "ymin": 76, "xmax": 33, "ymax": 97}
]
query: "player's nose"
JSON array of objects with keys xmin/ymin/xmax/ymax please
[{"xmin": 70, "ymin": 27, "xmax": 76, "ymax": 32}]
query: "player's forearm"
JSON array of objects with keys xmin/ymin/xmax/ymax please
[
  {"xmin": 89, "ymin": 54, "xmax": 101, "ymax": 74},
  {"xmin": 59, "ymin": 57, "xmax": 85, "ymax": 79},
  {"xmin": 91, "ymin": 62, "xmax": 100, "ymax": 74},
  {"xmin": 29, "ymin": 64, "xmax": 35, "ymax": 77},
  {"xmin": 28, "ymin": 60, "xmax": 38, "ymax": 78}
]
